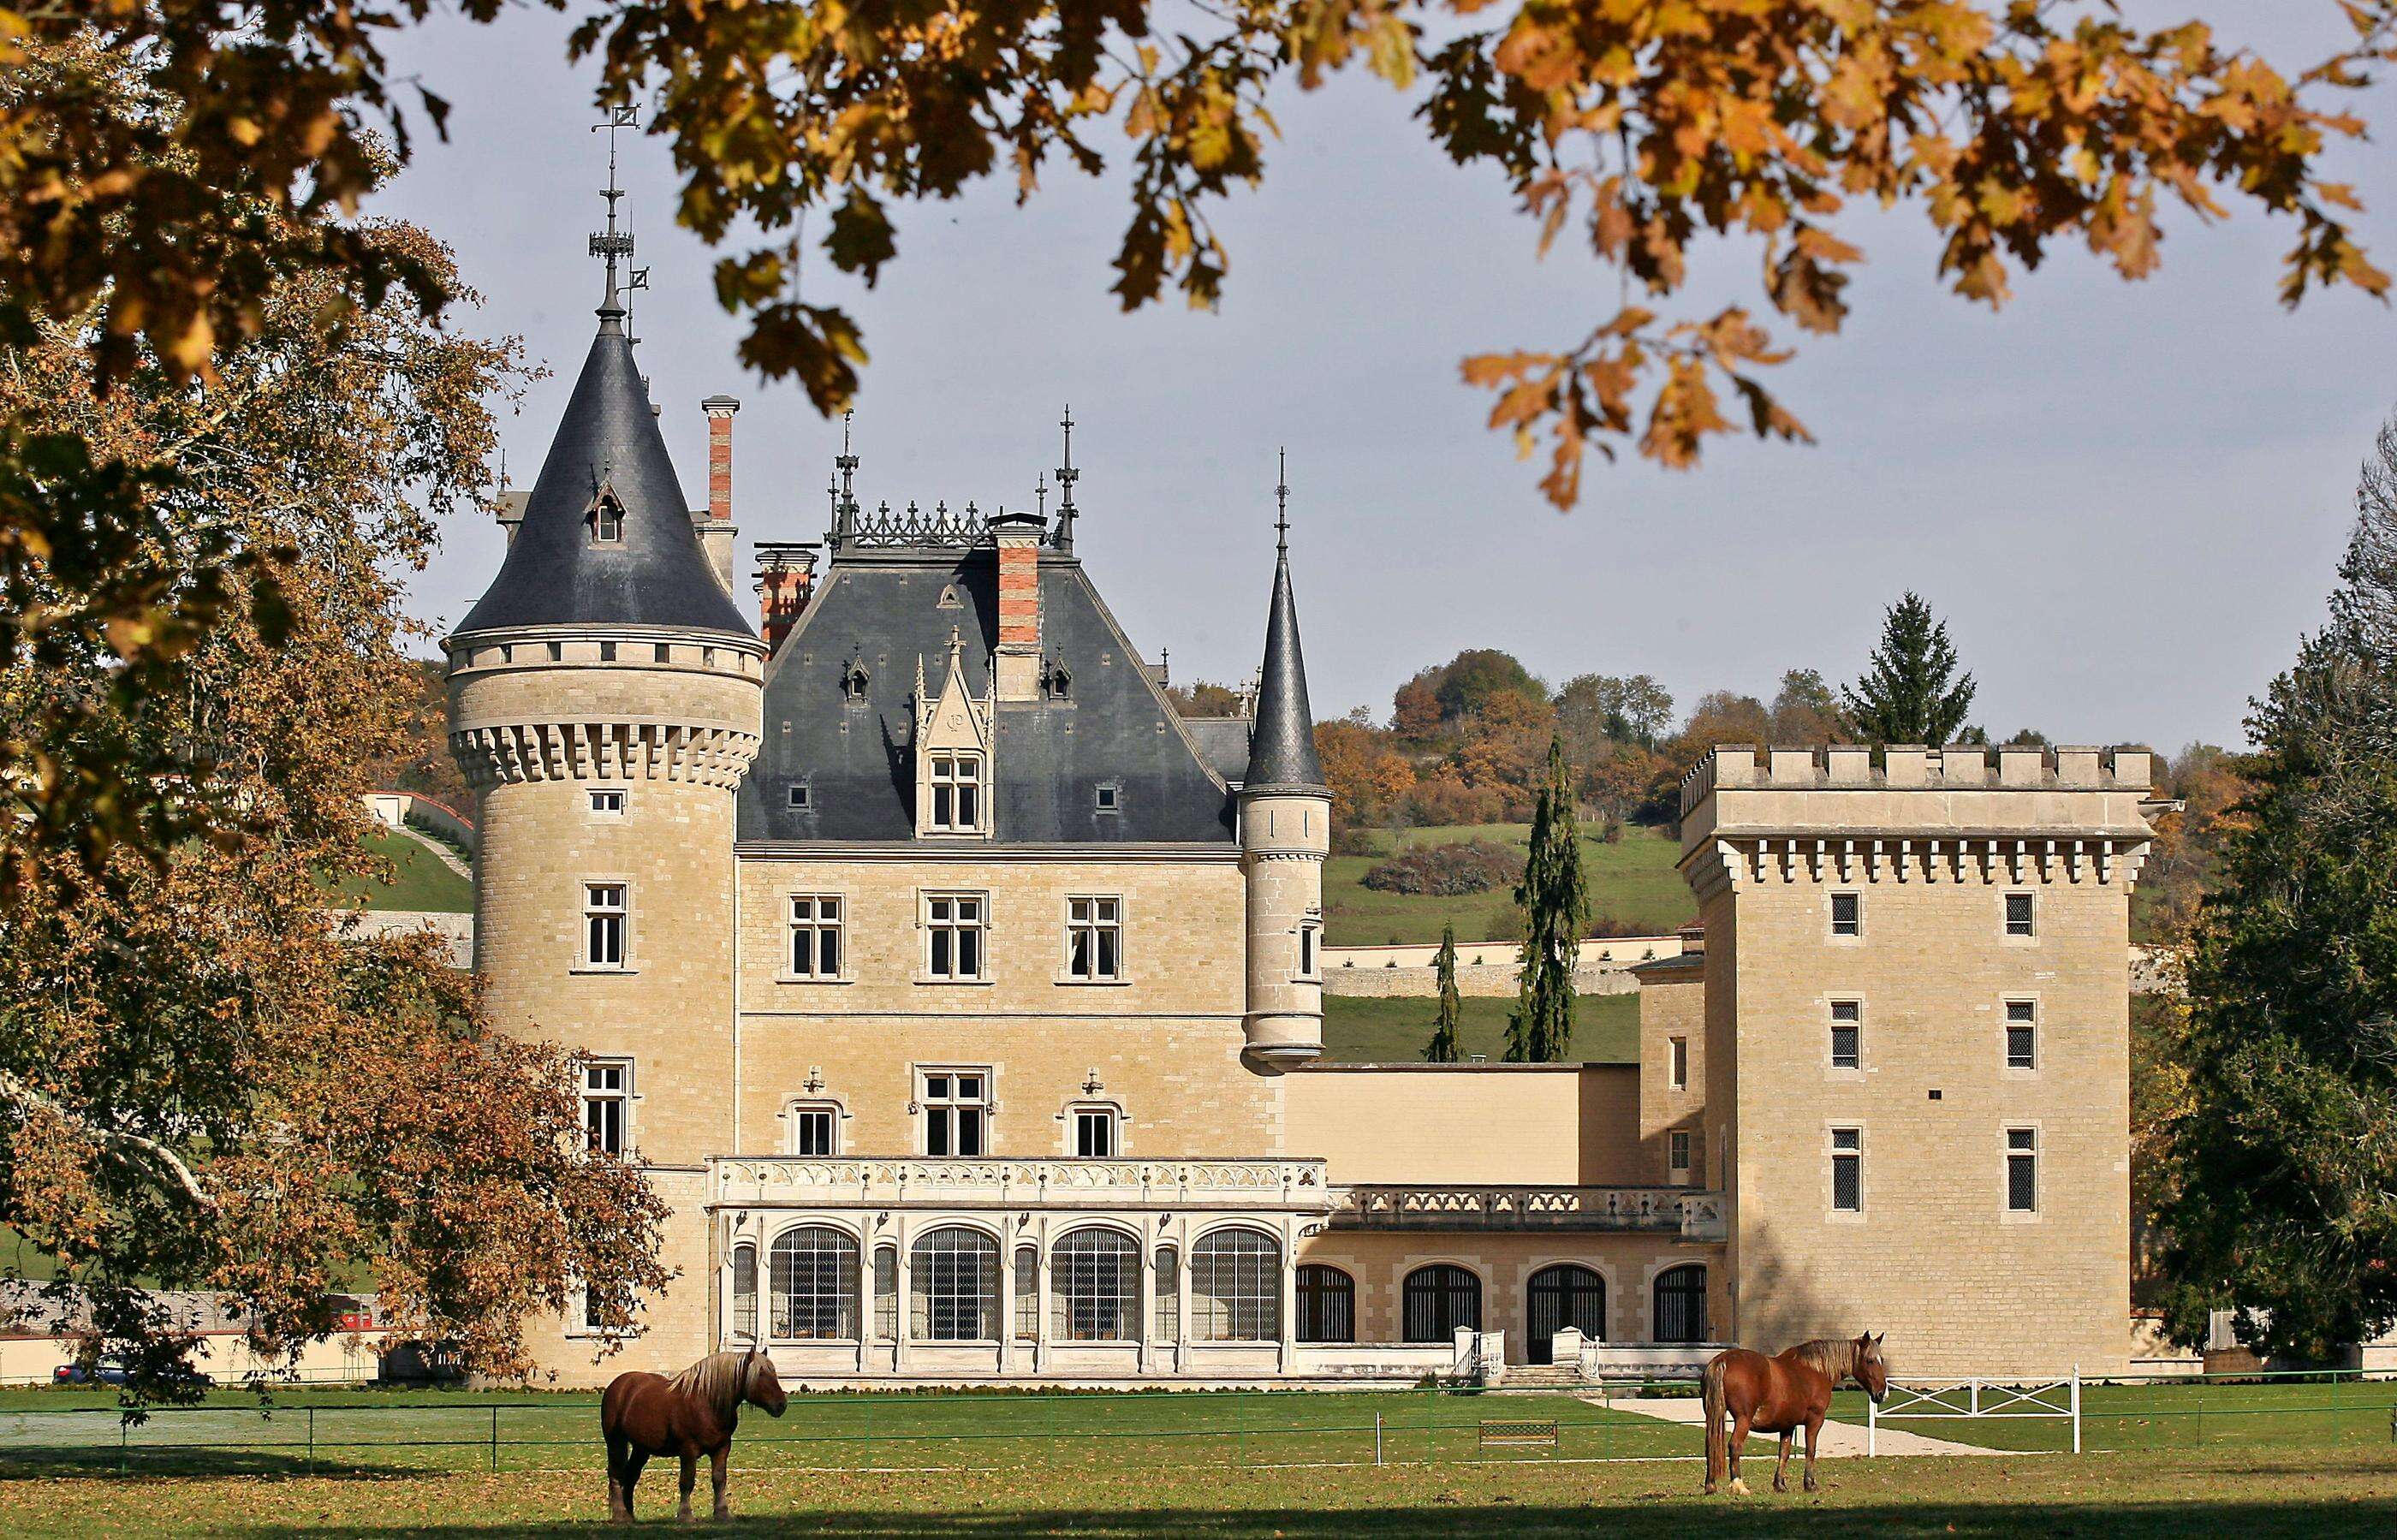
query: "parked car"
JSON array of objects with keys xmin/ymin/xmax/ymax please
[{"xmin": 52, "ymin": 1357, "xmax": 211, "ymax": 1389}]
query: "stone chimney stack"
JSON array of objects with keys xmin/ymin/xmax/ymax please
[
  {"xmin": 989, "ymin": 508, "xmax": 1045, "ymax": 701},
  {"xmin": 697, "ymin": 395, "xmax": 740, "ymax": 593}
]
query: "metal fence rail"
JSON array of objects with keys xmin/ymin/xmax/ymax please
[
  {"xmin": 1868, "ymin": 1371, "xmax": 2082, "ymax": 1454},
  {"xmin": 2, "ymin": 1370, "xmax": 2392, "ymax": 1478}
]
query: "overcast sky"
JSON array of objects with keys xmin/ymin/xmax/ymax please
[{"xmin": 372, "ymin": 4, "xmax": 2397, "ymax": 752}]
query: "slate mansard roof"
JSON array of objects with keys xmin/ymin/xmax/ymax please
[
  {"xmin": 456, "ymin": 312, "xmax": 752, "ymax": 639},
  {"xmin": 738, "ymin": 544, "xmax": 1240, "ymax": 844}
]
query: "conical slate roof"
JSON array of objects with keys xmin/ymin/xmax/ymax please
[
  {"xmin": 455, "ymin": 312, "xmax": 751, "ymax": 638},
  {"xmin": 1243, "ymin": 543, "xmax": 1325, "ymax": 794}
]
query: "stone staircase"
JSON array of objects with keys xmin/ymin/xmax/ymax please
[{"xmin": 1495, "ymin": 1363, "xmax": 1586, "ymax": 1391}]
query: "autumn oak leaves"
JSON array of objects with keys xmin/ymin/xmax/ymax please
[{"xmin": 572, "ymin": 0, "xmax": 2397, "ymax": 508}]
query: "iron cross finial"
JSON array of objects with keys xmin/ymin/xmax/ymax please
[
  {"xmin": 588, "ymin": 106, "xmax": 639, "ymax": 317},
  {"xmin": 1275, "ymin": 447, "xmax": 1290, "ymax": 556}
]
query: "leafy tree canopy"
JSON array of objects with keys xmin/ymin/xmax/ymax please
[
  {"xmin": 2156, "ymin": 422, "xmax": 2397, "ymax": 1358},
  {"xmin": 1843, "ymin": 592, "xmax": 1978, "ymax": 745},
  {"xmin": 9, "ymin": 3, "xmax": 2395, "ymax": 900},
  {"xmin": 0, "ymin": 38, "xmax": 665, "ymax": 1403}
]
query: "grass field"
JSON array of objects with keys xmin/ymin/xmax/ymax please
[
  {"xmin": 1321, "ymin": 994, "xmax": 1641, "ymax": 1064},
  {"xmin": 321, "ymin": 826, "xmax": 474, "ymax": 913},
  {"xmin": 1323, "ymin": 824, "xmax": 1694, "ymax": 946},
  {"xmin": 2, "ymin": 1428, "xmax": 2393, "ymax": 1537},
  {"xmin": 2, "ymin": 1381, "xmax": 2394, "ymax": 1535}
]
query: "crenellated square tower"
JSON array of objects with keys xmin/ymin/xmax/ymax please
[{"xmin": 1679, "ymin": 743, "xmax": 2157, "ymax": 1378}]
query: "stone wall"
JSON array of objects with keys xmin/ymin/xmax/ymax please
[
  {"xmin": 1323, "ymin": 961, "xmax": 1640, "ymax": 999},
  {"xmin": 733, "ymin": 853, "xmax": 1278, "ymax": 1159},
  {"xmin": 1284, "ymin": 1064, "xmax": 1639, "ymax": 1185}
]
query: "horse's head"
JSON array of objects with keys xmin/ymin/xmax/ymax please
[
  {"xmin": 1854, "ymin": 1331, "xmax": 1888, "ymax": 1404},
  {"xmin": 743, "ymin": 1348, "xmax": 788, "ymax": 1418}
]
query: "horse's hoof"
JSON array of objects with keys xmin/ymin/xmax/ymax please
[{"xmin": 1703, "ymin": 1483, "xmax": 1717, "ymax": 1496}]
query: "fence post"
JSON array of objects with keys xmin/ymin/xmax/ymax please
[
  {"xmin": 2070, "ymin": 1366, "xmax": 2081, "ymax": 1455},
  {"xmin": 1866, "ymin": 1389, "xmax": 1877, "ymax": 1458},
  {"xmin": 307, "ymin": 1405, "xmax": 317, "ymax": 1477},
  {"xmin": 118, "ymin": 1417, "xmax": 128, "ymax": 1476},
  {"xmin": 490, "ymin": 1405, "xmax": 500, "ymax": 1474},
  {"xmin": 1375, "ymin": 1411, "xmax": 1383, "ymax": 1466}
]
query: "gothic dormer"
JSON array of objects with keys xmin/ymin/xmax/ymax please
[{"xmin": 913, "ymin": 628, "xmax": 994, "ymax": 838}]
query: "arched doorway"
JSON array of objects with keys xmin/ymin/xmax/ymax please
[
  {"xmin": 1652, "ymin": 1264, "xmax": 1709, "ymax": 1344},
  {"xmin": 1526, "ymin": 1264, "xmax": 1606, "ymax": 1364}
]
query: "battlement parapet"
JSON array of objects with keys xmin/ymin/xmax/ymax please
[{"xmin": 1680, "ymin": 743, "xmax": 2151, "ymax": 817}]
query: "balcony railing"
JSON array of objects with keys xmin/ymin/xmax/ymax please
[
  {"xmin": 1329, "ymin": 1185, "xmax": 1726, "ymax": 1241},
  {"xmin": 711, "ymin": 1156, "xmax": 1333, "ymax": 1211}
]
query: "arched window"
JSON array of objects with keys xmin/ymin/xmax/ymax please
[
  {"xmin": 1153, "ymin": 1246, "xmax": 1181, "ymax": 1345},
  {"xmin": 1190, "ymin": 1228, "xmax": 1280, "ymax": 1341},
  {"xmin": 769, "ymin": 1226, "xmax": 859, "ymax": 1341},
  {"xmin": 1402, "ymin": 1264, "xmax": 1482, "ymax": 1343},
  {"xmin": 1050, "ymin": 1228, "xmax": 1139, "ymax": 1341},
  {"xmin": 910, "ymin": 1226, "xmax": 999, "ymax": 1341},
  {"xmin": 1653, "ymin": 1264, "xmax": 1710, "ymax": 1344},
  {"xmin": 1013, "ymin": 1246, "xmax": 1039, "ymax": 1343},
  {"xmin": 729, "ymin": 1243, "xmax": 758, "ymax": 1344},
  {"xmin": 1526, "ymin": 1264, "xmax": 1606, "ymax": 1363},
  {"xmin": 872, "ymin": 1245, "xmax": 898, "ymax": 1341},
  {"xmin": 1296, "ymin": 1264, "xmax": 1354, "ymax": 1344}
]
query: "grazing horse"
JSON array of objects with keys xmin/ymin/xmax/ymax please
[
  {"xmin": 601, "ymin": 1348, "xmax": 788, "ymax": 1522},
  {"xmin": 1701, "ymin": 1331, "xmax": 1888, "ymax": 1495}
]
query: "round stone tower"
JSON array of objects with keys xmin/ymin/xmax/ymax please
[
  {"xmin": 1238, "ymin": 495, "xmax": 1329, "ymax": 1066},
  {"xmin": 446, "ymin": 282, "xmax": 763, "ymax": 1169}
]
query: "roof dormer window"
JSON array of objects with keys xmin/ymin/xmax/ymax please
[
  {"xmin": 588, "ymin": 487, "xmax": 626, "ymax": 544},
  {"xmin": 925, "ymin": 752, "xmax": 983, "ymax": 834}
]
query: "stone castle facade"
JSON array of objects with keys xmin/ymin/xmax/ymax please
[{"xmin": 446, "ymin": 271, "xmax": 2161, "ymax": 1387}]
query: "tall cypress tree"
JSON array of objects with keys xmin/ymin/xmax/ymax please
[
  {"xmin": 2156, "ymin": 430, "xmax": 2397, "ymax": 1359},
  {"xmin": 1507, "ymin": 737, "xmax": 1590, "ymax": 1062},
  {"xmin": 1425, "ymin": 923, "xmax": 1462, "ymax": 1062},
  {"xmin": 1842, "ymin": 592, "xmax": 1977, "ymax": 744}
]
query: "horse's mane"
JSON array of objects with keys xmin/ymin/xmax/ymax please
[
  {"xmin": 1782, "ymin": 1338, "xmax": 1860, "ymax": 1381},
  {"xmin": 667, "ymin": 1350, "xmax": 755, "ymax": 1423}
]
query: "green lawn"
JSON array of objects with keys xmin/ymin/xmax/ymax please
[
  {"xmin": 322, "ymin": 825, "xmax": 473, "ymax": 913},
  {"xmin": 4, "ymin": 1382, "xmax": 2395, "ymax": 1534},
  {"xmin": 1325, "ymin": 824, "xmax": 1694, "ymax": 946},
  {"xmin": 1322, "ymin": 994, "xmax": 1641, "ymax": 1065},
  {"xmin": 3, "ymin": 1443, "xmax": 2394, "ymax": 1537}
]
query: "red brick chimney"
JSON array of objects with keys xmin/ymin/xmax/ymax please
[
  {"xmin": 703, "ymin": 395, "xmax": 739, "ymax": 521},
  {"xmin": 754, "ymin": 542, "xmax": 818, "ymax": 655},
  {"xmin": 989, "ymin": 508, "xmax": 1045, "ymax": 700},
  {"xmin": 697, "ymin": 395, "xmax": 740, "ymax": 594}
]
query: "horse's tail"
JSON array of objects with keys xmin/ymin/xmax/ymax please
[{"xmin": 1701, "ymin": 1353, "xmax": 1728, "ymax": 1491}]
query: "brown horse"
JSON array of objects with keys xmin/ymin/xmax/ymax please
[
  {"xmin": 1701, "ymin": 1331, "xmax": 1888, "ymax": 1495},
  {"xmin": 601, "ymin": 1348, "xmax": 788, "ymax": 1522}
]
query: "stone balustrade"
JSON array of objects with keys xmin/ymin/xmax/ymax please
[
  {"xmin": 1329, "ymin": 1185, "xmax": 1726, "ymax": 1241},
  {"xmin": 710, "ymin": 1156, "xmax": 1333, "ymax": 1211}
]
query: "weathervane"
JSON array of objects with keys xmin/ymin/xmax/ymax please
[
  {"xmin": 1275, "ymin": 447, "xmax": 1290, "ymax": 556},
  {"xmin": 589, "ymin": 106, "xmax": 647, "ymax": 316},
  {"xmin": 1053, "ymin": 406, "xmax": 1080, "ymax": 551}
]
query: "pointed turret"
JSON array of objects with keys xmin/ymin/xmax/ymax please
[
  {"xmin": 455, "ymin": 308, "xmax": 751, "ymax": 637},
  {"xmin": 1242, "ymin": 500, "xmax": 1326, "ymax": 793},
  {"xmin": 1238, "ymin": 452, "xmax": 1328, "ymax": 1066}
]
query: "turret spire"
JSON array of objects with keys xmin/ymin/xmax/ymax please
[
  {"xmin": 1275, "ymin": 446, "xmax": 1289, "ymax": 556},
  {"xmin": 588, "ymin": 106, "xmax": 646, "ymax": 326},
  {"xmin": 1244, "ymin": 451, "xmax": 1326, "ymax": 793},
  {"xmin": 1053, "ymin": 406, "xmax": 1079, "ymax": 553}
]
